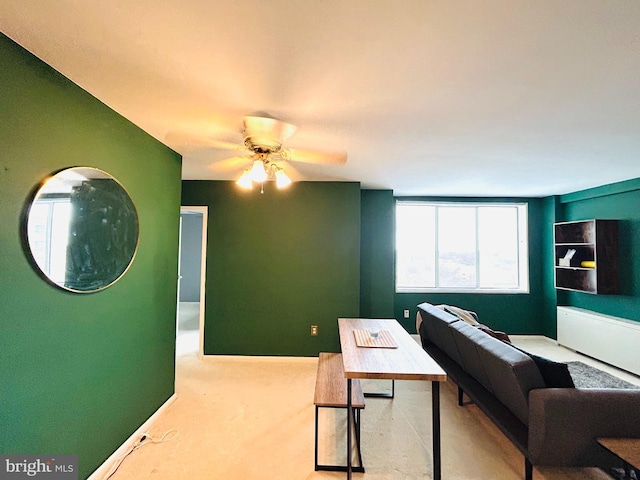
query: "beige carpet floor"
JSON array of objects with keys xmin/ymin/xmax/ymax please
[{"xmin": 107, "ymin": 335, "xmax": 639, "ymax": 479}]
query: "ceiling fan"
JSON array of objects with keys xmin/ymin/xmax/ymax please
[{"xmin": 184, "ymin": 114, "xmax": 348, "ymax": 192}]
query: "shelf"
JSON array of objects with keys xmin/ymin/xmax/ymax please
[
  {"xmin": 555, "ymin": 267, "xmax": 597, "ymax": 293},
  {"xmin": 553, "ymin": 219, "xmax": 618, "ymax": 295},
  {"xmin": 555, "ymin": 266, "xmax": 594, "ymax": 271},
  {"xmin": 554, "ymin": 221, "xmax": 596, "ymax": 244}
]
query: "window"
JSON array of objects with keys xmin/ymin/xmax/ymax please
[
  {"xmin": 27, "ymin": 198, "xmax": 72, "ymax": 283},
  {"xmin": 395, "ymin": 201, "xmax": 529, "ymax": 293}
]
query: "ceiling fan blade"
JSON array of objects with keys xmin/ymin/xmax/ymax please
[
  {"xmin": 165, "ymin": 131, "xmax": 244, "ymax": 152},
  {"xmin": 207, "ymin": 155, "xmax": 251, "ymax": 173},
  {"xmin": 283, "ymin": 148, "xmax": 347, "ymax": 165},
  {"xmin": 201, "ymin": 139, "xmax": 245, "ymax": 150},
  {"xmin": 243, "ymin": 115, "xmax": 297, "ymax": 144}
]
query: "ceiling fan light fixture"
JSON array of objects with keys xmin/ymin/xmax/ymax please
[
  {"xmin": 249, "ymin": 159, "xmax": 268, "ymax": 183},
  {"xmin": 243, "ymin": 115, "xmax": 296, "ymax": 153},
  {"xmin": 275, "ymin": 168, "xmax": 292, "ymax": 189},
  {"xmin": 236, "ymin": 169, "xmax": 253, "ymax": 189}
]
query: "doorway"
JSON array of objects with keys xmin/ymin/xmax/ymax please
[{"xmin": 176, "ymin": 206, "xmax": 207, "ymax": 360}]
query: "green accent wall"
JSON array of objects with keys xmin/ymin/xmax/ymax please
[
  {"xmin": 360, "ymin": 190, "xmax": 395, "ymax": 318},
  {"xmin": 181, "ymin": 180, "xmax": 361, "ymax": 356},
  {"xmin": 0, "ymin": 33, "xmax": 182, "ymax": 478},
  {"xmin": 394, "ymin": 197, "xmax": 547, "ymax": 334},
  {"xmin": 556, "ymin": 177, "xmax": 640, "ymax": 323},
  {"xmin": 541, "ymin": 196, "xmax": 561, "ymax": 338}
]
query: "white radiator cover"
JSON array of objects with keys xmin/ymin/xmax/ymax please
[{"xmin": 557, "ymin": 306, "xmax": 640, "ymax": 376}]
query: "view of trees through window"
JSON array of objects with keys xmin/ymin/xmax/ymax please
[{"xmin": 396, "ymin": 202, "xmax": 528, "ymax": 293}]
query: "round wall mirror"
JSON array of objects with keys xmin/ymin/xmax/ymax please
[{"xmin": 25, "ymin": 167, "xmax": 139, "ymax": 293}]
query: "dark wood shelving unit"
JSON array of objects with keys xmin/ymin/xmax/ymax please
[{"xmin": 553, "ymin": 219, "xmax": 619, "ymax": 294}]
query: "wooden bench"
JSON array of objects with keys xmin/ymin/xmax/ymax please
[{"xmin": 314, "ymin": 352, "xmax": 365, "ymax": 472}]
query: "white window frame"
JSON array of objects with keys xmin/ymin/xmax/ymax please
[
  {"xmin": 27, "ymin": 196, "xmax": 72, "ymax": 283},
  {"xmin": 395, "ymin": 201, "xmax": 529, "ymax": 294}
]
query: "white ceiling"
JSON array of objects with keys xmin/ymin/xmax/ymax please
[{"xmin": 2, "ymin": 1, "xmax": 640, "ymax": 196}]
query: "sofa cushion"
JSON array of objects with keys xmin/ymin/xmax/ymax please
[
  {"xmin": 529, "ymin": 354, "xmax": 575, "ymax": 388},
  {"xmin": 448, "ymin": 321, "xmax": 495, "ymax": 394},
  {"xmin": 474, "ymin": 335, "xmax": 546, "ymax": 425},
  {"xmin": 417, "ymin": 303, "xmax": 464, "ymax": 367},
  {"xmin": 511, "ymin": 346, "xmax": 575, "ymax": 388}
]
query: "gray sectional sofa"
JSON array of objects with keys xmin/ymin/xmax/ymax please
[{"xmin": 416, "ymin": 302, "xmax": 640, "ymax": 480}]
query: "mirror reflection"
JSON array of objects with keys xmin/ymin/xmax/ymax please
[{"xmin": 26, "ymin": 167, "xmax": 139, "ymax": 293}]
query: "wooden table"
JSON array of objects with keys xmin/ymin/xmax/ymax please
[
  {"xmin": 597, "ymin": 438, "xmax": 640, "ymax": 477},
  {"xmin": 338, "ymin": 318, "xmax": 447, "ymax": 479}
]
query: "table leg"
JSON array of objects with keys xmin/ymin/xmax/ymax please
[
  {"xmin": 347, "ymin": 378, "xmax": 352, "ymax": 479},
  {"xmin": 432, "ymin": 381, "xmax": 441, "ymax": 480}
]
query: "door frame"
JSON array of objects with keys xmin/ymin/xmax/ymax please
[{"xmin": 179, "ymin": 206, "xmax": 208, "ymax": 360}]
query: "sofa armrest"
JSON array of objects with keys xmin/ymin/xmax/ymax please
[{"xmin": 528, "ymin": 388, "xmax": 640, "ymax": 467}]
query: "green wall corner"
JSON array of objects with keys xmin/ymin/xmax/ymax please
[
  {"xmin": 557, "ymin": 179, "xmax": 640, "ymax": 323},
  {"xmin": 360, "ymin": 189, "xmax": 395, "ymax": 318}
]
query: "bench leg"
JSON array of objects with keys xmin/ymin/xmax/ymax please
[
  {"xmin": 314, "ymin": 406, "xmax": 319, "ymax": 471},
  {"xmin": 525, "ymin": 457, "xmax": 533, "ymax": 480},
  {"xmin": 354, "ymin": 407, "xmax": 364, "ymax": 470},
  {"xmin": 314, "ymin": 405, "xmax": 365, "ymax": 473}
]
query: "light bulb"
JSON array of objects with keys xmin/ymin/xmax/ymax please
[
  {"xmin": 275, "ymin": 168, "xmax": 292, "ymax": 189},
  {"xmin": 249, "ymin": 160, "xmax": 268, "ymax": 183},
  {"xmin": 236, "ymin": 169, "xmax": 253, "ymax": 189}
]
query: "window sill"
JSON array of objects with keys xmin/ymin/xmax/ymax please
[{"xmin": 396, "ymin": 287, "xmax": 530, "ymax": 295}]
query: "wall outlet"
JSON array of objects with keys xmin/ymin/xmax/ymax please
[
  {"xmin": 403, "ymin": 309, "xmax": 410, "ymax": 319},
  {"xmin": 310, "ymin": 325, "xmax": 318, "ymax": 336}
]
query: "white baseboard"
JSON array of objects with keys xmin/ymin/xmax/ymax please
[
  {"xmin": 202, "ymin": 354, "xmax": 317, "ymax": 363},
  {"xmin": 87, "ymin": 393, "xmax": 177, "ymax": 480}
]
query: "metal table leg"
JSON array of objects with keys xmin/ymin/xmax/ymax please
[
  {"xmin": 432, "ymin": 381, "xmax": 441, "ymax": 480},
  {"xmin": 347, "ymin": 378, "xmax": 352, "ymax": 479}
]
